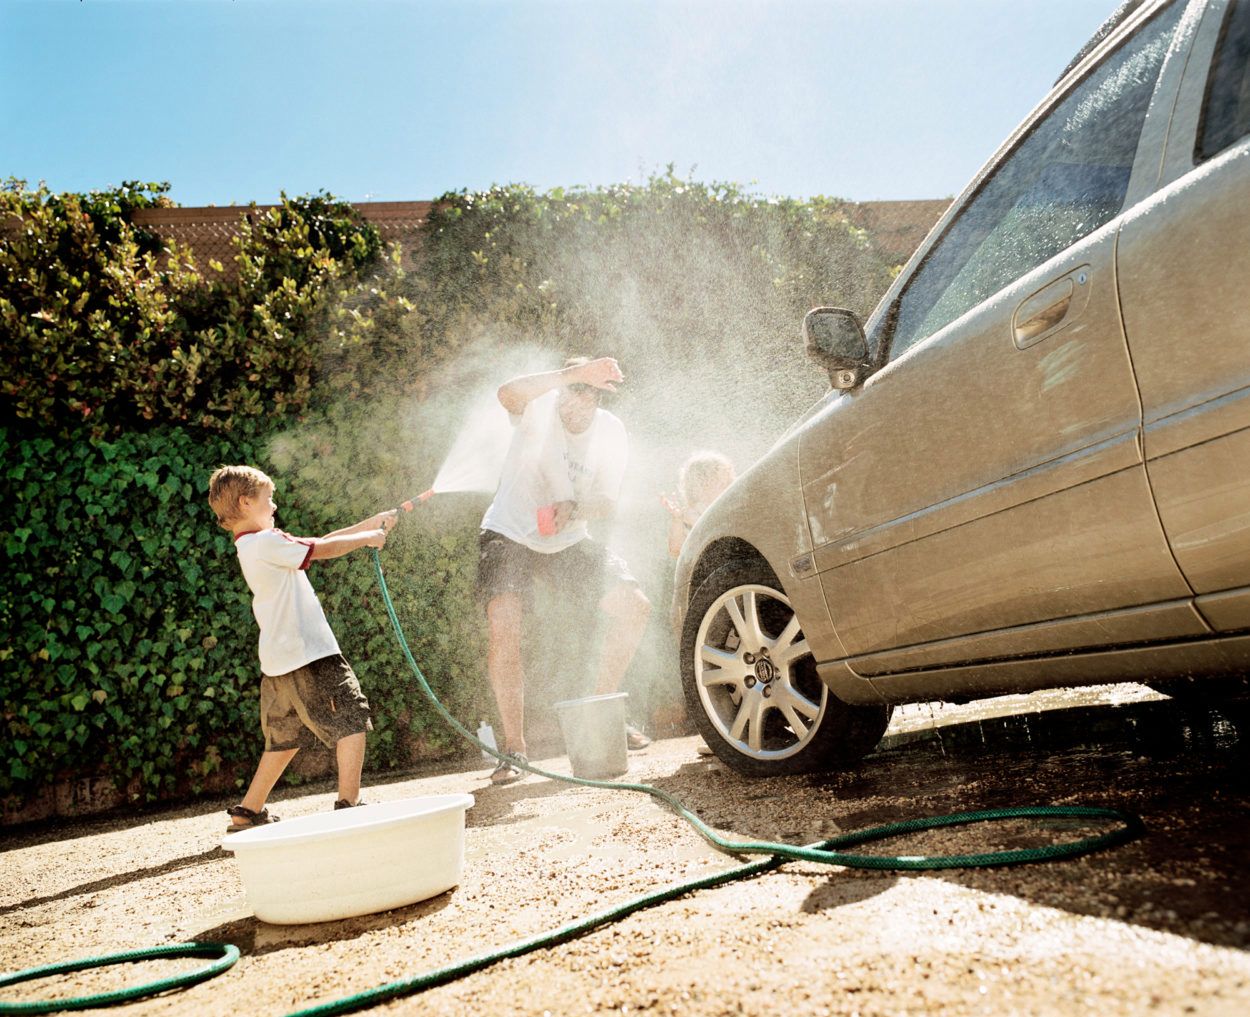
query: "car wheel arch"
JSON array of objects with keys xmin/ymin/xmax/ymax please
[{"xmin": 688, "ymin": 537, "xmax": 775, "ymax": 604}]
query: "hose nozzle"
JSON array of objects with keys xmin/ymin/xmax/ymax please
[{"xmin": 400, "ymin": 488, "xmax": 435, "ymax": 512}]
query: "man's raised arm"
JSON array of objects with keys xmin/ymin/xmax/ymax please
[{"xmin": 497, "ymin": 357, "xmax": 623, "ymax": 414}]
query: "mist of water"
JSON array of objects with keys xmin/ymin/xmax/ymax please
[
  {"xmin": 268, "ymin": 179, "xmax": 892, "ymax": 753},
  {"xmin": 427, "ymin": 392, "xmax": 511, "ymax": 495}
]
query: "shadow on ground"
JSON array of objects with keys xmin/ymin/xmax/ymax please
[
  {"xmin": 0, "ymin": 847, "xmax": 227, "ymax": 917},
  {"xmin": 653, "ymin": 696, "xmax": 1250, "ymax": 951},
  {"xmin": 192, "ymin": 889, "xmax": 457, "ymax": 956}
]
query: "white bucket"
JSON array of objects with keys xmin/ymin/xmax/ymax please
[
  {"xmin": 554, "ymin": 692, "xmax": 628, "ymax": 780},
  {"xmin": 222, "ymin": 793, "xmax": 474, "ymax": 925}
]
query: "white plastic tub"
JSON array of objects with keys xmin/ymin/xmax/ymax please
[{"xmin": 222, "ymin": 793, "xmax": 474, "ymax": 924}]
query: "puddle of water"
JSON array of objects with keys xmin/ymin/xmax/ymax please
[{"xmin": 196, "ymin": 893, "xmax": 254, "ymax": 930}]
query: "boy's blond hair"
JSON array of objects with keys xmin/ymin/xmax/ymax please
[{"xmin": 208, "ymin": 465, "xmax": 273, "ymax": 530}]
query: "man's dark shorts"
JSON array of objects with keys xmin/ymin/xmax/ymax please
[
  {"xmin": 475, "ymin": 529, "xmax": 637, "ymax": 609},
  {"xmin": 260, "ymin": 653, "xmax": 373, "ymax": 751}
]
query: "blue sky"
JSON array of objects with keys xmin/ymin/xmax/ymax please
[{"xmin": 2, "ymin": 0, "xmax": 1114, "ymax": 207}]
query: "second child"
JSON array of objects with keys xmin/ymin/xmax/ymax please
[{"xmin": 663, "ymin": 451, "xmax": 737, "ymax": 558}]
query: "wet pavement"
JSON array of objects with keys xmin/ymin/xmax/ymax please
[{"xmin": 849, "ymin": 683, "xmax": 1250, "ymax": 952}]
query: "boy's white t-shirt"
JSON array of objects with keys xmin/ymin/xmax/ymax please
[
  {"xmin": 234, "ymin": 529, "xmax": 341, "ymax": 676},
  {"xmin": 481, "ymin": 390, "xmax": 628, "ymax": 553}
]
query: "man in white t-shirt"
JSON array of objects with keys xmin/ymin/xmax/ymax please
[{"xmin": 477, "ymin": 356, "xmax": 652, "ymax": 783}]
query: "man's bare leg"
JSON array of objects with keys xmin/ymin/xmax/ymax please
[
  {"xmin": 487, "ymin": 591, "xmax": 527, "ymax": 757},
  {"xmin": 334, "ymin": 731, "xmax": 366, "ymax": 805},
  {"xmin": 594, "ymin": 583, "xmax": 652, "ymax": 696}
]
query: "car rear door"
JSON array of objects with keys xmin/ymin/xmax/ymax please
[
  {"xmin": 798, "ymin": 0, "xmax": 1196, "ymax": 677},
  {"xmin": 1117, "ymin": 0, "xmax": 1250, "ymax": 632}
]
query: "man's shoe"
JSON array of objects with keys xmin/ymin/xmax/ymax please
[
  {"xmin": 626, "ymin": 726, "xmax": 651, "ymax": 751},
  {"xmin": 489, "ymin": 754, "xmax": 528, "ymax": 785}
]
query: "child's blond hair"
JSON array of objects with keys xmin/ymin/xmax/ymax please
[
  {"xmin": 208, "ymin": 465, "xmax": 273, "ymax": 530},
  {"xmin": 679, "ymin": 451, "xmax": 736, "ymax": 507}
]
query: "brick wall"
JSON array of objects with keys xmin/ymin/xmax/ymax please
[
  {"xmin": 130, "ymin": 200, "xmax": 433, "ymax": 276},
  {"xmin": 130, "ymin": 197, "xmax": 946, "ymax": 276}
]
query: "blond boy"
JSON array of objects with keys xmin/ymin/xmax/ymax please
[{"xmin": 208, "ymin": 465, "xmax": 396, "ymax": 833}]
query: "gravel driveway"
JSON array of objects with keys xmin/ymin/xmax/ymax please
[{"xmin": 3, "ymin": 687, "xmax": 1248, "ymax": 1016}]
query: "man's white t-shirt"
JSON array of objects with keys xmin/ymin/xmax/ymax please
[
  {"xmin": 235, "ymin": 529, "xmax": 341, "ymax": 676},
  {"xmin": 481, "ymin": 390, "xmax": 628, "ymax": 553}
]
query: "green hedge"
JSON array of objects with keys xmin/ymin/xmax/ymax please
[
  {"xmin": 0, "ymin": 181, "xmax": 406, "ymax": 437},
  {"xmin": 411, "ymin": 170, "xmax": 891, "ymax": 363},
  {"xmin": 0, "ymin": 173, "xmax": 895, "ymax": 812},
  {"xmin": 0, "ymin": 426, "xmax": 487, "ymax": 805}
]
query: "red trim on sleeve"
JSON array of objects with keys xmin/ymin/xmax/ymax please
[{"xmin": 276, "ymin": 529, "xmax": 317, "ymax": 569}]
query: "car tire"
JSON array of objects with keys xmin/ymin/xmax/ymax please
[{"xmin": 680, "ymin": 559, "xmax": 892, "ymax": 776}]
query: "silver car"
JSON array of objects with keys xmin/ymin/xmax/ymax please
[{"xmin": 674, "ymin": 0, "xmax": 1250, "ymax": 776}]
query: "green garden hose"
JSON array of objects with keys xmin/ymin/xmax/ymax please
[
  {"xmin": 272, "ymin": 551, "xmax": 1141, "ymax": 1017},
  {"xmin": 0, "ymin": 943, "xmax": 239, "ymax": 1015},
  {"xmin": 0, "ymin": 550, "xmax": 1142, "ymax": 1016}
]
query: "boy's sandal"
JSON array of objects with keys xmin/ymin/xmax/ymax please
[
  {"xmin": 489, "ymin": 754, "xmax": 528, "ymax": 785},
  {"xmin": 333, "ymin": 798, "xmax": 368, "ymax": 810},
  {"xmin": 225, "ymin": 804, "xmax": 279, "ymax": 833}
]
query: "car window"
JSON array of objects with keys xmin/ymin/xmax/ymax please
[
  {"xmin": 1197, "ymin": 0, "xmax": 1250, "ymax": 160},
  {"xmin": 886, "ymin": 1, "xmax": 1185, "ymax": 361}
]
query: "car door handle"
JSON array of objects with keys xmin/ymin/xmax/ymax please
[
  {"xmin": 1014, "ymin": 278, "xmax": 1074, "ymax": 347},
  {"xmin": 1013, "ymin": 267, "xmax": 1091, "ymax": 349}
]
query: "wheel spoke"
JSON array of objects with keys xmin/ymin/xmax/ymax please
[
  {"xmin": 779, "ymin": 702, "xmax": 810, "ymax": 741},
  {"xmin": 723, "ymin": 596, "xmax": 751, "ymax": 650},
  {"xmin": 773, "ymin": 616, "xmax": 809, "ymax": 666},
  {"xmin": 746, "ymin": 697, "xmax": 768, "ymax": 752},
  {"xmin": 728, "ymin": 696, "xmax": 752, "ymax": 742},
  {"xmin": 777, "ymin": 638, "xmax": 809, "ymax": 667},
  {"xmin": 724, "ymin": 592, "xmax": 765, "ymax": 651},
  {"xmin": 699, "ymin": 643, "xmax": 747, "ymax": 692},
  {"xmin": 779, "ymin": 683, "xmax": 821, "ymax": 719},
  {"xmin": 700, "ymin": 643, "xmax": 740, "ymax": 671},
  {"xmin": 700, "ymin": 668, "xmax": 742, "ymax": 690},
  {"xmin": 771, "ymin": 615, "xmax": 802, "ymax": 657},
  {"xmin": 738, "ymin": 590, "xmax": 767, "ymax": 650},
  {"xmin": 728, "ymin": 694, "xmax": 767, "ymax": 750}
]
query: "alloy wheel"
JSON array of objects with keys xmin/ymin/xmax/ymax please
[{"xmin": 693, "ymin": 582, "xmax": 827, "ymax": 760}]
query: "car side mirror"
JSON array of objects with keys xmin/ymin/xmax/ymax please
[{"xmin": 803, "ymin": 306, "xmax": 870, "ymax": 390}]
